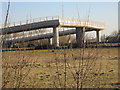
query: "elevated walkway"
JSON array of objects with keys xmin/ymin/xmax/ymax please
[
  {"xmin": 1, "ymin": 16, "xmax": 104, "ymax": 35},
  {"xmin": 1, "ymin": 16, "xmax": 105, "ymax": 48}
]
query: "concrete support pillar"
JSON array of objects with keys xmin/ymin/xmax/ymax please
[
  {"xmin": 96, "ymin": 30, "xmax": 101, "ymax": 43},
  {"xmin": 76, "ymin": 27, "xmax": 85, "ymax": 47},
  {"xmin": 48, "ymin": 38, "xmax": 52, "ymax": 46},
  {"xmin": 53, "ymin": 27, "xmax": 59, "ymax": 47}
]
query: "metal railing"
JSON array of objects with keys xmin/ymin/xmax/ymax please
[
  {"xmin": 2, "ymin": 16, "xmax": 59, "ymax": 28},
  {"xmin": 2, "ymin": 16, "xmax": 104, "ymax": 29},
  {"xmin": 59, "ymin": 17, "xmax": 105, "ymax": 28},
  {"xmin": 5, "ymin": 31, "xmax": 52, "ymax": 40}
]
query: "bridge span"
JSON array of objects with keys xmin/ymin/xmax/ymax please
[{"xmin": 1, "ymin": 16, "xmax": 105, "ymax": 47}]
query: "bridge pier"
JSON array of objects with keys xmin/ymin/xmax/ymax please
[
  {"xmin": 76, "ymin": 27, "xmax": 85, "ymax": 48},
  {"xmin": 53, "ymin": 27, "xmax": 59, "ymax": 47},
  {"xmin": 48, "ymin": 38, "xmax": 52, "ymax": 46},
  {"xmin": 96, "ymin": 30, "xmax": 101, "ymax": 43}
]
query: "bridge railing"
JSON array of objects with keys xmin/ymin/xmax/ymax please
[
  {"xmin": 2, "ymin": 16, "xmax": 59, "ymax": 28},
  {"xmin": 59, "ymin": 17, "xmax": 105, "ymax": 29},
  {"xmin": 2, "ymin": 16, "xmax": 104, "ymax": 29},
  {"xmin": 5, "ymin": 30, "xmax": 52, "ymax": 40}
]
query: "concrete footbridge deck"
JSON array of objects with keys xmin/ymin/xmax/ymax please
[
  {"xmin": 2, "ymin": 16, "xmax": 105, "ymax": 47},
  {"xmin": 2, "ymin": 16, "xmax": 104, "ymax": 34}
]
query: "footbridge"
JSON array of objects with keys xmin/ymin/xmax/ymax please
[{"xmin": 1, "ymin": 16, "xmax": 105, "ymax": 47}]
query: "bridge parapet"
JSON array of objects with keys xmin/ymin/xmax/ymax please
[
  {"xmin": 59, "ymin": 17, "xmax": 104, "ymax": 30},
  {"xmin": 2, "ymin": 16, "xmax": 104, "ymax": 30},
  {"xmin": 2, "ymin": 16, "xmax": 59, "ymax": 28}
]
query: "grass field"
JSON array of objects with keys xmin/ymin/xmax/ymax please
[{"xmin": 2, "ymin": 48, "xmax": 119, "ymax": 88}]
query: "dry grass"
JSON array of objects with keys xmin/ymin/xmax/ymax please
[{"xmin": 2, "ymin": 48, "xmax": 119, "ymax": 88}]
